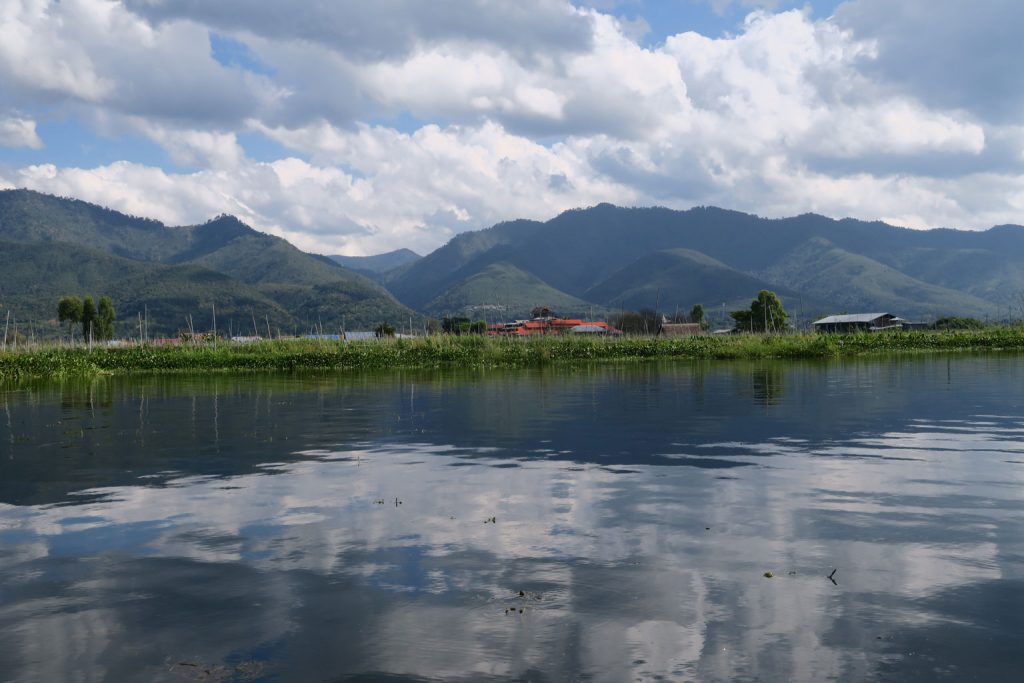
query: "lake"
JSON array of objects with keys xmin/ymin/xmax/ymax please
[{"xmin": 1, "ymin": 356, "xmax": 1023, "ymax": 682}]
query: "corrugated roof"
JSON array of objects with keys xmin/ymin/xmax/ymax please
[{"xmin": 812, "ymin": 313, "xmax": 896, "ymax": 325}]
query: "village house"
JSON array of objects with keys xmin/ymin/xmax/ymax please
[{"xmin": 812, "ymin": 313, "xmax": 906, "ymax": 333}]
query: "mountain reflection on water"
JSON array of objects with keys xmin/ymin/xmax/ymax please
[{"xmin": 1, "ymin": 357, "xmax": 1023, "ymax": 682}]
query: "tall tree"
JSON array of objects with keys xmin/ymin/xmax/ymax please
[
  {"xmin": 97, "ymin": 297, "xmax": 116, "ymax": 340},
  {"xmin": 81, "ymin": 296, "xmax": 97, "ymax": 342},
  {"xmin": 57, "ymin": 296, "xmax": 83, "ymax": 340},
  {"xmin": 690, "ymin": 304, "xmax": 706, "ymax": 329},
  {"xmin": 730, "ymin": 290, "xmax": 788, "ymax": 333}
]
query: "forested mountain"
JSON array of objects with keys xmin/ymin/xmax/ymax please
[
  {"xmin": 3, "ymin": 190, "xmax": 1021, "ymax": 339},
  {"xmin": 386, "ymin": 204, "xmax": 1024, "ymax": 325},
  {"xmin": 0, "ymin": 190, "xmax": 416, "ymax": 337}
]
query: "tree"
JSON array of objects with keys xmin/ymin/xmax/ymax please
[
  {"xmin": 442, "ymin": 317, "xmax": 471, "ymax": 334},
  {"xmin": 933, "ymin": 316, "xmax": 984, "ymax": 330},
  {"xmin": 97, "ymin": 297, "xmax": 116, "ymax": 340},
  {"xmin": 81, "ymin": 296, "xmax": 97, "ymax": 342},
  {"xmin": 57, "ymin": 296, "xmax": 83, "ymax": 339},
  {"xmin": 730, "ymin": 290, "xmax": 788, "ymax": 333},
  {"xmin": 610, "ymin": 309, "xmax": 660, "ymax": 335},
  {"xmin": 690, "ymin": 304, "xmax": 706, "ymax": 330},
  {"xmin": 375, "ymin": 322, "xmax": 395, "ymax": 338}
]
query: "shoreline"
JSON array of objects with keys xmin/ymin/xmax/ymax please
[{"xmin": 2, "ymin": 330, "xmax": 1024, "ymax": 381}]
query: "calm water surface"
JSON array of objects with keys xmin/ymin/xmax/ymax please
[{"xmin": 1, "ymin": 357, "xmax": 1023, "ymax": 682}]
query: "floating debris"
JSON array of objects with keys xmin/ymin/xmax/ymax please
[
  {"xmin": 483, "ymin": 516, "xmax": 496, "ymax": 524},
  {"xmin": 827, "ymin": 568, "xmax": 838, "ymax": 586},
  {"xmin": 763, "ymin": 571, "xmax": 774, "ymax": 578}
]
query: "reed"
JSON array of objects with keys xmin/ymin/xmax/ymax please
[{"xmin": 2, "ymin": 328, "xmax": 1024, "ymax": 381}]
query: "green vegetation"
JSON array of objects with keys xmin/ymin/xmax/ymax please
[
  {"xmin": 609, "ymin": 309, "xmax": 660, "ymax": 334},
  {"xmin": 57, "ymin": 295, "xmax": 115, "ymax": 341},
  {"xmin": 4, "ymin": 328, "xmax": 1024, "ymax": 381},
  {"xmin": 0, "ymin": 190, "xmax": 417, "ymax": 338},
  {"xmin": 690, "ymin": 304, "xmax": 706, "ymax": 329},
  {"xmin": 57, "ymin": 297, "xmax": 83, "ymax": 339},
  {"xmin": 441, "ymin": 317, "xmax": 487, "ymax": 334},
  {"xmin": 933, "ymin": 316, "xmax": 985, "ymax": 330},
  {"xmin": 423, "ymin": 261, "xmax": 596, "ymax": 320},
  {"xmin": 731, "ymin": 290, "xmax": 789, "ymax": 333},
  {"xmin": 386, "ymin": 203, "xmax": 1024, "ymax": 321}
]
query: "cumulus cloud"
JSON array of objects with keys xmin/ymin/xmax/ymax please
[
  {"xmin": 2, "ymin": 0, "xmax": 1021, "ymax": 255},
  {"xmin": 834, "ymin": 0, "xmax": 1024, "ymax": 124},
  {"xmin": 0, "ymin": 116, "xmax": 43, "ymax": 149},
  {"xmin": 121, "ymin": 0, "xmax": 595, "ymax": 63}
]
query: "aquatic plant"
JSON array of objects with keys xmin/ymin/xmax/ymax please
[{"xmin": 2, "ymin": 328, "xmax": 1024, "ymax": 381}]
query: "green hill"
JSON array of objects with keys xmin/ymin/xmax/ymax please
[
  {"xmin": 423, "ymin": 262, "xmax": 598, "ymax": 320},
  {"xmin": 0, "ymin": 240, "xmax": 292, "ymax": 338},
  {"xmin": 0, "ymin": 190, "xmax": 419, "ymax": 335},
  {"xmin": 584, "ymin": 249, "xmax": 819, "ymax": 322},
  {"xmin": 386, "ymin": 219, "xmax": 545, "ymax": 308},
  {"xmin": 758, "ymin": 238, "xmax": 1001, "ymax": 319}
]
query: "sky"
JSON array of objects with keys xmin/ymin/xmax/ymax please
[{"xmin": 0, "ymin": 0, "xmax": 1022, "ymax": 256}]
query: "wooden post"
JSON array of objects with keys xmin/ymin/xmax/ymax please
[
  {"xmin": 212, "ymin": 303, "xmax": 217, "ymax": 343},
  {"xmin": 2, "ymin": 310, "xmax": 8, "ymax": 351}
]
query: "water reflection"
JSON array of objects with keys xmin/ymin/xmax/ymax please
[{"xmin": 0, "ymin": 356, "xmax": 1023, "ymax": 681}]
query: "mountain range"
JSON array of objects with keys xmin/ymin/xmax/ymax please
[
  {"xmin": 0, "ymin": 190, "xmax": 416, "ymax": 337},
  {"xmin": 1, "ymin": 190, "xmax": 1021, "ymax": 337},
  {"xmin": 385, "ymin": 204, "xmax": 1024, "ymax": 325}
]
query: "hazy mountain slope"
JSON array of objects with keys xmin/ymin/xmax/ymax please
[
  {"xmin": 329, "ymin": 249, "xmax": 421, "ymax": 274},
  {"xmin": 759, "ymin": 238, "xmax": 1001, "ymax": 319},
  {"xmin": 584, "ymin": 249, "xmax": 817, "ymax": 318},
  {"xmin": 0, "ymin": 240, "xmax": 292, "ymax": 337},
  {"xmin": 423, "ymin": 262, "xmax": 597, "ymax": 320},
  {"xmin": 387, "ymin": 218, "xmax": 545, "ymax": 306}
]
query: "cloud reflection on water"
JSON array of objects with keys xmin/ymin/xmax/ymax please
[{"xmin": 0, "ymin": 357, "xmax": 1023, "ymax": 681}]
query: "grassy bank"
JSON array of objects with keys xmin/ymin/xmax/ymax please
[{"xmin": 3, "ymin": 329, "xmax": 1024, "ymax": 381}]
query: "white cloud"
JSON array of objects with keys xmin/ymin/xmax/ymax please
[
  {"xmin": 0, "ymin": 116, "xmax": 43, "ymax": 149},
  {"xmin": 2, "ymin": 0, "xmax": 1021, "ymax": 255}
]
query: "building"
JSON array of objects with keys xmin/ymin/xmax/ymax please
[{"xmin": 812, "ymin": 313, "xmax": 905, "ymax": 333}]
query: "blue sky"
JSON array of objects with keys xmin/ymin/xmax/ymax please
[{"xmin": 1, "ymin": 0, "xmax": 1021, "ymax": 255}]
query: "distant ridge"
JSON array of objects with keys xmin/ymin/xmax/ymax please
[
  {"xmin": 329, "ymin": 249, "xmax": 421, "ymax": 275},
  {"xmin": 385, "ymin": 203, "xmax": 1023, "ymax": 324}
]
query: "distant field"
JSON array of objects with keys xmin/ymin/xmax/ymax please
[{"xmin": 3, "ymin": 329, "xmax": 1024, "ymax": 381}]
